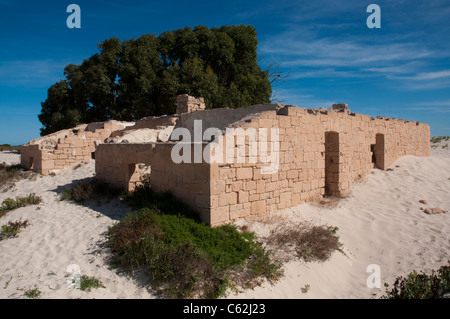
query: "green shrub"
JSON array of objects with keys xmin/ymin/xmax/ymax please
[
  {"xmin": 122, "ymin": 181, "xmax": 199, "ymax": 221},
  {"xmin": 0, "ymin": 162, "xmax": 37, "ymax": 191},
  {"xmin": 107, "ymin": 190, "xmax": 283, "ymax": 299},
  {"xmin": 24, "ymin": 286, "xmax": 42, "ymax": 299},
  {"xmin": 0, "ymin": 219, "xmax": 29, "ymax": 240},
  {"xmin": 383, "ymin": 261, "xmax": 450, "ymax": 299},
  {"xmin": 0, "ymin": 144, "xmax": 21, "ymax": 152},
  {"xmin": 59, "ymin": 178, "xmax": 122, "ymax": 204},
  {"xmin": 80, "ymin": 275, "xmax": 105, "ymax": 291},
  {"xmin": 430, "ymin": 136, "xmax": 450, "ymax": 144},
  {"xmin": 0, "ymin": 194, "xmax": 42, "ymax": 218}
]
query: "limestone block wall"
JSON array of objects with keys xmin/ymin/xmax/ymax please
[
  {"xmin": 207, "ymin": 106, "xmax": 430, "ymax": 225},
  {"xmin": 20, "ymin": 145, "xmax": 42, "ymax": 173},
  {"xmin": 95, "ymin": 143, "xmax": 155, "ymax": 190},
  {"xmin": 21, "ymin": 121, "xmax": 128, "ymax": 175},
  {"xmin": 95, "ymin": 142, "xmax": 212, "ymax": 223},
  {"xmin": 174, "ymin": 104, "xmax": 282, "ymax": 137},
  {"xmin": 93, "ymin": 103, "xmax": 429, "ymax": 227},
  {"xmin": 149, "ymin": 143, "xmax": 211, "ymax": 223}
]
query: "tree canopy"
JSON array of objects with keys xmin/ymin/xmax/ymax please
[{"xmin": 38, "ymin": 25, "xmax": 273, "ymax": 136}]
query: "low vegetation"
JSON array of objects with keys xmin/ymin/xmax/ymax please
[
  {"xmin": 430, "ymin": 136, "xmax": 450, "ymax": 144},
  {"xmin": 107, "ymin": 184, "xmax": 283, "ymax": 299},
  {"xmin": 0, "ymin": 219, "xmax": 29, "ymax": 240},
  {"xmin": 263, "ymin": 223, "xmax": 344, "ymax": 263},
  {"xmin": 383, "ymin": 261, "xmax": 450, "ymax": 299},
  {"xmin": 24, "ymin": 286, "xmax": 42, "ymax": 299},
  {"xmin": 0, "ymin": 144, "xmax": 21, "ymax": 152},
  {"xmin": 0, "ymin": 194, "xmax": 42, "ymax": 218},
  {"xmin": 0, "ymin": 162, "xmax": 38, "ymax": 192},
  {"xmin": 80, "ymin": 275, "xmax": 105, "ymax": 291},
  {"xmin": 59, "ymin": 178, "xmax": 122, "ymax": 204},
  {"xmin": 106, "ymin": 180, "xmax": 345, "ymax": 299}
]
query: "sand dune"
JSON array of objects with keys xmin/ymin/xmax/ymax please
[
  {"xmin": 232, "ymin": 141, "xmax": 450, "ymax": 299},
  {"xmin": 0, "ymin": 157, "xmax": 153, "ymax": 299},
  {"xmin": 0, "ymin": 142, "xmax": 448, "ymax": 299}
]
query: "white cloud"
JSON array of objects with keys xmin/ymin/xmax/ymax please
[
  {"xmin": 255, "ymin": 0, "xmax": 450, "ymax": 91},
  {"xmin": 408, "ymin": 107, "xmax": 450, "ymax": 113},
  {"xmin": 387, "ymin": 70, "xmax": 450, "ymax": 90},
  {"xmin": 270, "ymin": 88, "xmax": 314, "ymax": 103},
  {"xmin": 412, "ymin": 99, "xmax": 450, "ymax": 107},
  {"xmin": 404, "ymin": 99, "xmax": 450, "ymax": 113},
  {"xmin": 259, "ymin": 21, "xmax": 449, "ymax": 90},
  {"xmin": 260, "ymin": 27, "xmax": 432, "ymax": 69},
  {"xmin": 0, "ymin": 60, "xmax": 66, "ymax": 87},
  {"xmin": 411, "ymin": 70, "xmax": 450, "ymax": 81}
]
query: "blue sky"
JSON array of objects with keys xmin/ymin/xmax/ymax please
[{"xmin": 0, "ymin": 0, "xmax": 449, "ymax": 145}]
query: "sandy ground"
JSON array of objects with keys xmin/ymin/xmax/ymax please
[{"xmin": 0, "ymin": 141, "xmax": 449, "ymax": 299}]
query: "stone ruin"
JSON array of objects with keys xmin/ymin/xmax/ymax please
[
  {"xmin": 21, "ymin": 95, "xmax": 430, "ymax": 226},
  {"xmin": 176, "ymin": 94, "xmax": 206, "ymax": 114},
  {"xmin": 20, "ymin": 121, "xmax": 133, "ymax": 175}
]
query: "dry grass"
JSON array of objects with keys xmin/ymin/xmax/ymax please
[
  {"xmin": 262, "ymin": 222, "xmax": 345, "ymax": 263},
  {"xmin": 59, "ymin": 178, "xmax": 122, "ymax": 204},
  {"xmin": 246, "ymin": 212, "xmax": 290, "ymax": 226},
  {"xmin": 0, "ymin": 219, "xmax": 29, "ymax": 240},
  {"xmin": 311, "ymin": 196, "xmax": 342, "ymax": 209},
  {"xmin": 0, "ymin": 162, "xmax": 38, "ymax": 192},
  {"xmin": 107, "ymin": 189, "xmax": 283, "ymax": 298},
  {"xmin": 0, "ymin": 194, "xmax": 42, "ymax": 218},
  {"xmin": 430, "ymin": 136, "xmax": 450, "ymax": 144},
  {"xmin": 0, "ymin": 145, "xmax": 21, "ymax": 152}
]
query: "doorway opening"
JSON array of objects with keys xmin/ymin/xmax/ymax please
[
  {"xmin": 127, "ymin": 163, "xmax": 151, "ymax": 191},
  {"xmin": 325, "ymin": 131, "xmax": 340, "ymax": 197},
  {"xmin": 373, "ymin": 134, "xmax": 385, "ymax": 170}
]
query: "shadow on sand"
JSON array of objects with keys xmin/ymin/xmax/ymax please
[{"xmin": 50, "ymin": 176, "xmax": 130, "ymax": 221}]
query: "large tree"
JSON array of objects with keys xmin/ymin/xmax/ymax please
[{"xmin": 38, "ymin": 25, "xmax": 272, "ymax": 135}]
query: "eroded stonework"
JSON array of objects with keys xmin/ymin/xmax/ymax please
[
  {"xmin": 20, "ymin": 121, "xmax": 133, "ymax": 175},
  {"xmin": 22, "ymin": 95, "xmax": 430, "ymax": 226}
]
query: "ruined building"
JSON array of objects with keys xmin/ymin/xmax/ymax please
[
  {"xmin": 20, "ymin": 121, "xmax": 132, "ymax": 175},
  {"xmin": 22, "ymin": 94, "xmax": 430, "ymax": 226}
]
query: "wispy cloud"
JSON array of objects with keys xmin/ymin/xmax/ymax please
[
  {"xmin": 405, "ymin": 99, "xmax": 450, "ymax": 113},
  {"xmin": 270, "ymin": 87, "xmax": 338, "ymax": 108},
  {"xmin": 260, "ymin": 24, "xmax": 449, "ymax": 90},
  {"xmin": 262, "ymin": 24, "xmax": 433, "ymax": 65},
  {"xmin": 256, "ymin": 0, "xmax": 450, "ymax": 91},
  {"xmin": 387, "ymin": 70, "xmax": 450, "ymax": 90},
  {"xmin": 407, "ymin": 107, "xmax": 450, "ymax": 113},
  {"xmin": 363, "ymin": 62, "xmax": 424, "ymax": 75},
  {"xmin": 414, "ymin": 100, "xmax": 450, "ymax": 107},
  {"xmin": 270, "ymin": 88, "xmax": 314, "ymax": 103},
  {"xmin": 0, "ymin": 60, "xmax": 66, "ymax": 88},
  {"xmin": 407, "ymin": 70, "xmax": 450, "ymax": 81}
]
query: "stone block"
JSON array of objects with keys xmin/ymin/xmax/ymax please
[
  {"xmin": 210, "ymin": 206, "xmax": 230, "ymax": 226},
  {"xmin": 238, "ymin": 190, "xmax": 249, "ymax": 204},
  {"xmin": 218, "ymin": 192, "xmax": 238, "ymax": 207},
  {"xmin": 251, "ymin": 200, "xmax": 266, "ymax": 215},
  {"xmin": 236, "ymin": 167, "xmax": 253, "ymax": 180}
]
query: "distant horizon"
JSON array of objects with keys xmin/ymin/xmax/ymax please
[{"xmin": 1, "ymin": 0, "xmax": 449, "ymax": 145}]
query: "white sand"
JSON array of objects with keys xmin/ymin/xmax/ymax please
[
  {"xmin": 0, "ymin": 141, "xmax": 449, "ymax": 299},
  {"xmin": 0, "ymin": 157, "xmax": 154, "ymax": 299},
  {"xmin": 0, "ymin": 151, "xmax": 22, "ymax": 166}
]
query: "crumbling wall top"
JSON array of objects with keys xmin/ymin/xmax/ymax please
[
  {"xmin": 332, "ymin": 103, "xmax": 350, "ymax": 113},
  {"xmin": 176, "ymin": 94, "xmax": 206, "ymax": 114}
]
